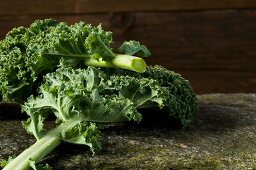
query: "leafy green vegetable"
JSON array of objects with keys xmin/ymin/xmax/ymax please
[
  {"xmin": 141, "ymin": 65, "xmax": 198, "ymax": 127},
  {"xmin": 1, "ymin": 19, "xmax": 198, "ymax": 170},
  {"xmin": 111, "ymin": 65, "xmax": 198, "ymax": 127},
  {"xmin": 4, "ymin": 64, "xmax": 188, "ymax": 169},
  {"xmin": 0, "ymin": 19, "xmax": 149, "ymax": 103}
]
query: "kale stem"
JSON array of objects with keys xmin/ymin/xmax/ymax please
[
  {"xmin": 44, "ymin": 53, "xmax": 147, "ymax": 72},
  {"xmin": 3, "ymin": 116, "xmax": 82, "ymax": 170},
  {"xmin": 84, "ymin": 54, "xmax": 147, "ymax": 73},
  {"xmin": 3, "ymin": 135, "xmax": 61, "ymax": 170}
]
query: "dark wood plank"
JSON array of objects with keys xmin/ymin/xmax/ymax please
[
  {"xmin": 0, "ymin": 10, "xmax": 256, "ymax": 93},
  {"xmin": 115, "ymin": 11, "xmax": 256, "ymax": 72},
  {"xmin": 180, "ymin": 71, "xmax": 256, "ymax": 93},
  {"xmin": 1, "ymin": 0, "xmax": 256, "ymax": 15}
]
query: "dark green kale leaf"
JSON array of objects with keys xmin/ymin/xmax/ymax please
[
  {"xmin": 142, "ymin": 65, "xmax": 198, "ymax": 127},
  {"xmin": 105, "ymin": 65, "xmax": 198, "ymax": 127},
  {"xmin": 0, "ymin": 19, "xmax": 147, "ymax": 103}
]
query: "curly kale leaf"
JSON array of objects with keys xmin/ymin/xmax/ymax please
[
  {"xmin": 3, "ymin": 64, "xmax": 198, "ymax": 169},
  {"xmin": 4, "ymin": 64, "xmax": 167, "ymax": 169},
  {"xmin": 142, "ymin": 65, "xmax": 198, "ymax": 127},
  {"xmin": 105, "ymin": 65, "xmax": 198, "ymax": 127},
  {"xmin": 0, "ymin": 19, "xmax": 111, "ymax": 102},
  {"xmin": 0, "ymin": 19, "xmax": 147, "ymax": 103},
  {"xmin": 118, "ymin": 40, "xmax": 151, "ymax": 58}
]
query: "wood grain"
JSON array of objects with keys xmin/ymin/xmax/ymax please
[
  {"xmin": 1, "ymin": 0, "xmax": 256, "ymax": 15},
  {"xmin": 180, "ymin": 71, "xmax": 256, "ymax": 93},
  {"xmin": 0, "ymin": 10, "xmax": 256, "ymax": 93}
]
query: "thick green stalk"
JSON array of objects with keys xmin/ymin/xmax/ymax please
[
  {"xmin": 3, "ymin": 117, "xmax": 81, "ymax": 170},
  {"xmin": 85, "ymin": 54, "xmax": 146, "ymax": 73},
  {"xmin": 46, "ymin": 53, "xmax": 147, "ymax": 73},
  {"xmin": 3, "ymin": 135, "xmax": 60, "ymax": 170}
]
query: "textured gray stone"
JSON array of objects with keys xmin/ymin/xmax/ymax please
[{"xmin": 0, "ymin": 94, "xmax": 256, "ymax": 169}]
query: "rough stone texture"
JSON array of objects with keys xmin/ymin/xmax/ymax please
[{"xmin": 0, "ymin": 94, "xmax": 256, "ymax": 169}]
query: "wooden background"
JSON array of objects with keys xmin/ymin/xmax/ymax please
[{"xmin": 0, "ymin": 0, "xmax": 256, "ymax": 94}]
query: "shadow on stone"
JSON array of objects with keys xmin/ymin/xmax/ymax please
[
  {"xmin": 195, "ymin": 104, "xmax": 255, "ymax": 131},
  {"xmin": 0, "ymin": 102, "xmax": 23, "ymax": 119}
]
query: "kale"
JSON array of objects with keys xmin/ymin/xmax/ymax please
[
  {"xmin": 1, "ymin": 19, "xmax": 198, "ymax": 170},
  {"xmin": 0, "ymin": 19, "xmax": 148, "ymax": 103}
]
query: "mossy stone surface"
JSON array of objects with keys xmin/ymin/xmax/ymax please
[{"xmin": 1, "ymin": 94, "xmax": 256, "ymax": 169}]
